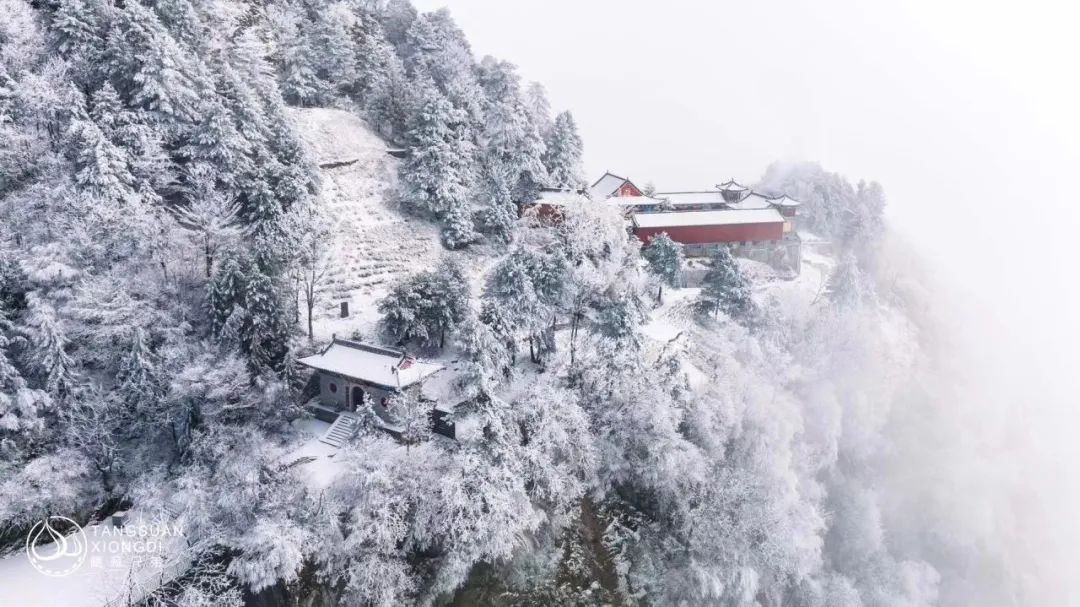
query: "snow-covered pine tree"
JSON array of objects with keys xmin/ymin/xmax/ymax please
[
  {"xmin": 457, "ymin": 307, "xmax": 514, "ymax": 394},
  {"xmin": 270, "ymin": 5, "xmax": 321, "ymax": 106},
  {"xmin": 641, "ymin": 233, "xmax": 684, "ymax": 302},
  {"xmin": 349, "ymin": 13, "xmax": 410, "ymax": 140},
  {"xmin": 115, "ymin": 328, "xmax": 162, "ymax": 419},
  {"xmin": 847, "ymin": 179, "xmax": 886, "ymax": 254},
  {"xmin": 88, "ymin": 82, "xmax": 125, "ymax": 136},
  {"xmin": 108, "ymin": 0, "xmax": 204, "ymax": 121},
  {"xmin": 51, "ymin": 0, "xmax": 105, "ymax": 59},
  {"xmin": 69, "ymin": 114, "xmax": 135, "ymax": 202},
  {"xmin": 0, "ymin": 328, "xmax": 51, "ymax": 453},
  {"xmin": 242, "ymin": 263, "xmax": 290, "ymax": 374},
  {"xmin": 0, "ymin": 250, "xmax": 28, "ymax": 312},
  {"xmin": 378, "ymin": 0, "xmax": 418, "ymax": 53},
  {"xmin": 311, "ymin": 2, "xmax": 359, "ymax": 101},
  {"xmin": 399, "ymin": 81, "xmax": 476, "ymax": 222},
  {"xmin": 473, "ymin": 163, "xmax": 517, "ymax": 243},
  {"xmin": 697, "ymin": 246, "xmax": 754, "ymax": 322},
  {"xmin": 22, "ymin": 296, "xmax": 76, "ymax": 400},
  {"xmin": 378, "ymin": 259, "xmax": 470, "ymax": 350},
  {"xmin": 478, "ymin": 58, "xmax": 548, "ymax": 204},
  {"xmin": 825, "ymin": 250, "xmax": 864, "ymax": 308},
  {"xmin": 484, "ymin": 245, "xmax": 568, "ymax": 364},
  {"xmin": 404, "ymin": 9, "xmax": 484, "ymax": 126},
  {"xmin": 386, "ymin": 389, "xmax": 432, "ymax": 451},
  {"xmin": 172, "ymin": 164, "xmax": 244, "ymax": 277},
  {"xmin": 180, "ymin": 99, "xmax": 253, "ymax": 189},
  {"xmin": 484, "ymin": 248, "xmax": 540, "ymax": 335},
  {"xmin": 591, "ymin": 291, "xmax": 642, "ymax": 348},
  {"xmin": 148, "ymin": 0, "xmax": 206, "ymax": 49},
  {"xmin": 543, "ymin": 111, "xmax": 585, "ymax": 189},
  {"xmin": 524, "ymin": 81, "xmax": 553, "ymax": 137},
  {"xmin": 218, "ymin": 303, "xmax": 247, "ymax": 354},
  {"xmin": 208, "ymin": 253, "xmax": 248, "ymax": 335},
  {"xmin": 441, "ymin": 198, "xmax": 479, "ymax": 250},
  {"xmin": 89, "ymin": 82, "xmax": 171, "ymax": 197}
]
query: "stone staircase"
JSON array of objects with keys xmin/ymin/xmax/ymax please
[{"xmin": 319, "ymin": 412, "xmax": 362, "ymax": 448}]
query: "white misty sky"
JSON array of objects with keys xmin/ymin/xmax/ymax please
[{"xmin": 414, "ymin": 0, "xmax": 1080, "ymax": 389}]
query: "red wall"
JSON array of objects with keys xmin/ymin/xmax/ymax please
[
  {"xmin": 616, "ymin": 182, "xmax": 643, "ymax": 197},
  {"xmin": 636, "ymin": 222, "xmax": 784, "ymax": 245},
  {"xmin": 526, "ymin": 203, "xmax": 565, "ymax": 223}
]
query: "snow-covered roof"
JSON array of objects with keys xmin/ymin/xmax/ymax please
[
  {"xmin": 654, "ymin": 190, "xmax": 798, "ymax": 210},
  {"xmin": 531, "ymin": 190, "xmax": 588, "ymax": 206},
  {"xmin": 769, "ymin": 194, "xmax": 802, "ymax": 207},
  {"xmin": 297, "ymin": 339, "xmax": 442, "ymax": 389},
  {"xmin": 603, "ymin": 195, "xmax": 666, "ymax": 207},
  {"xmin": 727, "ymin": 192, "xmax": 774, "ymax": 210},
  {"xmin": 654, "ymin": 191, "xmax": 727, "ymax": 206},
  {"xmin": 633, "ymin": 208, "xmax": 785, "ymax": 229},
  {"xmin": 590, "ymin": 172, "xmax": 632, "ymax": 198},
  {"xmin": 717, "ymin": 179, "xmax": 749, "ymax": 192}
]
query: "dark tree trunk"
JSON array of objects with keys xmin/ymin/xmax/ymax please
[
  {"xmin": 570, "ymin": 312, "xmax": 580, "ymax": 367},
  {"xmin": 204, "ymin": 237, "xmax": 213, "ymax": 278},
  {"xmin": 305, "ymin": 276, "xmax": 315, "ymax": 339},
  {"xmin": 307, "ymin": 300, "xmax": 314, "ymax": 340},
  {"xmin": 97, "ymin": 461, "xmax": 115, "ymax": 495}
]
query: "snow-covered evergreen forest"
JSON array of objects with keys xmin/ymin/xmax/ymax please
[{"xmin": 0, "ymin": 0, "xmax": 1048, "ymax": 605}]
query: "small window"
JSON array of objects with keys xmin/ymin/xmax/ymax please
[{"xmin": 328, "ymin": 382, "xmax": 338, "ymax": 393}]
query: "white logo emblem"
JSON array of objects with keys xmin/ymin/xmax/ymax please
[{"xmin": 25, "ymin": 516, "xmax": 88, "ymax": 577}]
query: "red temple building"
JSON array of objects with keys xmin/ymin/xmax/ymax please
[
  {"xmin": 590, "ymin": 171, "xmax": 643, "ymax": 198},
  {"xmin": 635, "ymin": 180, "xmax": 800, "ymax": 245},
  {"xmin": 526, "ymin": 173, "xmax": 802, "ymax": 270}
]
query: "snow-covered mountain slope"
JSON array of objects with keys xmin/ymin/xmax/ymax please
[{"xmin": 287, "ymin": 108, "xmax": 442, "ymax": 339}]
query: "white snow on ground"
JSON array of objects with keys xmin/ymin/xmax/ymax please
[
  {"xmin": 757, "ymin": 248, "xmax": 834, "ymax": 312},
  {"xmin": 641, "ymin": 288, "xmax": 697, "ymax": 342},
  {"xmin": 281, "ymin": 418, "xmax": 348, "ymax": 492},
  {"xmin": 287, "ymin": 108, "xmax": 442, "ymax": 341},
  {"xmin": 0, "ymin": 512, "xmax": 188, "ymax": 607}
]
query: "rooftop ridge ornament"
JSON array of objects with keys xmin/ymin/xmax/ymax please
[{"xmin": 716, "ymin": 178, "xmax": 748, "ymax": 192}]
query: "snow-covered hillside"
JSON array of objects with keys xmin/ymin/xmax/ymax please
[{"xmin": 287, "ymin": 108, "xmax": 442, "ymax": 339}]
